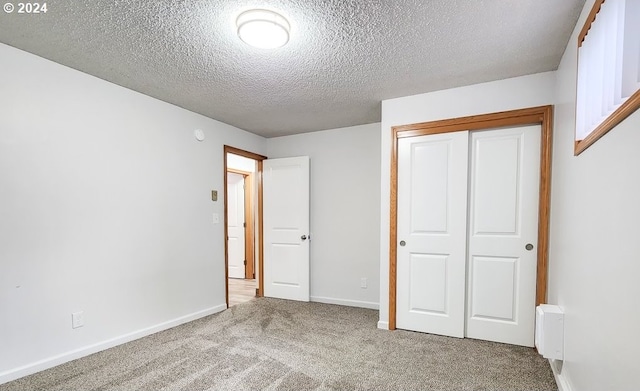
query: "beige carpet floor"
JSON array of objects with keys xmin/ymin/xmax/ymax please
[{"xmin": 0, "ymin": 298, "xmax": 557, "ymax": 390}]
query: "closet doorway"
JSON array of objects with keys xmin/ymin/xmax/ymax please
[{"xmin": 388, "ymin": 106, "xmax": 553, "ymax": 347}]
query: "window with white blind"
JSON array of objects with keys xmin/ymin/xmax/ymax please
[{"xmin": 575, "ymin": 0, "xmax": 640, "ymax": 155}]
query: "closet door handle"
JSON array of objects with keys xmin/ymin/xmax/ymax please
[{"xmin": 525, "ymin": 243, "xmax": 534, "ymax": 251}]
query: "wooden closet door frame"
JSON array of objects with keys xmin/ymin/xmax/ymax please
[{"xmin": 388, "ymin": 106, "xmax": 554, "ymax": 330}]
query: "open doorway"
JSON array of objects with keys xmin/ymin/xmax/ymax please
[{"xmin": 223, "ymin": 146, "xmax": 266, "ymax": 308}]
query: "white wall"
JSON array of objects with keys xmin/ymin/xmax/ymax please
[
  {"xmin": 547, "ymin": 1, "xmax": 640, "ymax": 389},
  {"xmin": 0, "ymin": 43, "xmax": 266, "ymax": 383},
  {"xmin": 267, "ymin": 123, "xmax": 381, "ymax": 309},
  {"xmin": 378, "ymin": 72, "xmax": 557, "ymax": 328},
  {"xmin": 227, "ymin": 153, "xmax": 256, "ymax": 172}
]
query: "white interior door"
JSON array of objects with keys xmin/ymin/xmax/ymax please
[
  {"xmin": 396, "ymin": 131, "xmax": 469, "ymax": 337},
  {"xmin": 263, "ymin": 156, "xmax": 310, "ymax": 302},
  {"xmin": 227, "ymin": 172, "xmax": 245, "ymax": 279},
  {"xmin": 466, "ymin": 125, "xmax": 541, "ymax": 347}
]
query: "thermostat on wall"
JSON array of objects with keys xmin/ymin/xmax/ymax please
[{"xmin": 194, "ymin": 129, "xmax": 205, "ymax": 141}]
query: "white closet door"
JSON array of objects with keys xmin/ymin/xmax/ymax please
[
  {"xmin": 465, "ymin": 125, "xmax": 541, "ymax": 347},
  {"xmin": 396, "ymin": 131, "xmax": 469, "ymax": 338}
]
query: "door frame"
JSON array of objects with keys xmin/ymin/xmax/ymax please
[
  {"xmin": 227, "ymin": 168, "xmax": 256, "ymax": 280},
  {"xmin": 224, "ymin": 146, "xmax": 267, "ymax": 308},
  {"xmin": 388, "ymin": 105, "xmax": 553, "ymax": 330}
]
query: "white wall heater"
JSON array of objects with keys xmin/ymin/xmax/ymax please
[{"xmin": 535, "ymin": 304, "xmax": 564, "ymax": 360}]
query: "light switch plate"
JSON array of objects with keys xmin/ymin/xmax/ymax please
[
  {"xmin": 212, "ymin": 213, "xmax": 219, "ymax": 224},
  {"xmin": 211, "ymin": 190, "xmax": 218, "ymax": 201}
]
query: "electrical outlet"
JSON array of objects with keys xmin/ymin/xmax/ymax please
[
  {"xmin": 72, "ymin": 311, "xmax": 84, "ymax": 329},
  {"xmin": 212, "ymin": 213, "xmax": 219, "ymax": 224},
  {"xmin": 360, "ymin": 277, "xmax": 367, "ymax": 289}
]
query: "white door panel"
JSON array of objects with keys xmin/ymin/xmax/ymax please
[
  {"xmin": 409, "ymin": 253, "xmax": 448, "ymax": 313},
  {"xmin": 227, "ymin": 172, "xmax": 245, "ymax": 279},
  {"xmin": 471, "ymin": 136, "xmax": 521, "ymax": 235},
  {"xmin": 470, "ymin": 256, "xmax": 518, "ymax": 321},
  {"xmin": 466, "ymin": 125, "xmax": 541, "ymax": 347},
  {"xmin": 263, "ymin": 156, "xmax": 310, "ymax": 302},
  {"xmin": 396, "ymin": 131, "xmax": 469, "ymax": 338}
]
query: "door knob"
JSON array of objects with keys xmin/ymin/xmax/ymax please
[
  {"xmin": 399, "ymin": 240, "xmax": 406, "ymax": 247},
  {"xmin": 301, "ymin": 235, "xmax": 307, "ymax": 241},
  {"xmin": 525, "ymin": 243, "xmax": 534, "ymax": 251}
]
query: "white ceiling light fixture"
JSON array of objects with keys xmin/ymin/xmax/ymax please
[{"xmin": 236, "ymin": 9, "xmax": 290, "ymax": 49}]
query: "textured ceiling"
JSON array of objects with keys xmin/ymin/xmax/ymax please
[{"xmin": 0, "ymin": 0, "xmax": 586, "ymax": 137}]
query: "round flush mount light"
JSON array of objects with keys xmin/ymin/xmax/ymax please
[{"xmin": 236, "ymin": 9, "xmax": 290, "ymax": 49}]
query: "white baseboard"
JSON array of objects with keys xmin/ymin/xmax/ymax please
[
  {"xmin": 377, "ymin": 321, "xmax": 389, "ymax": 330},
  {"xmin": 549, "ymin": 359, "xmax": 573, "ymax": 391},
  {"xmin": 0, "ymin": 304, "xmax": 227, "ymax": 385},
  {"xmin": 309, "ymin": 296, "xmax": 379, "ymax": 310}
]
